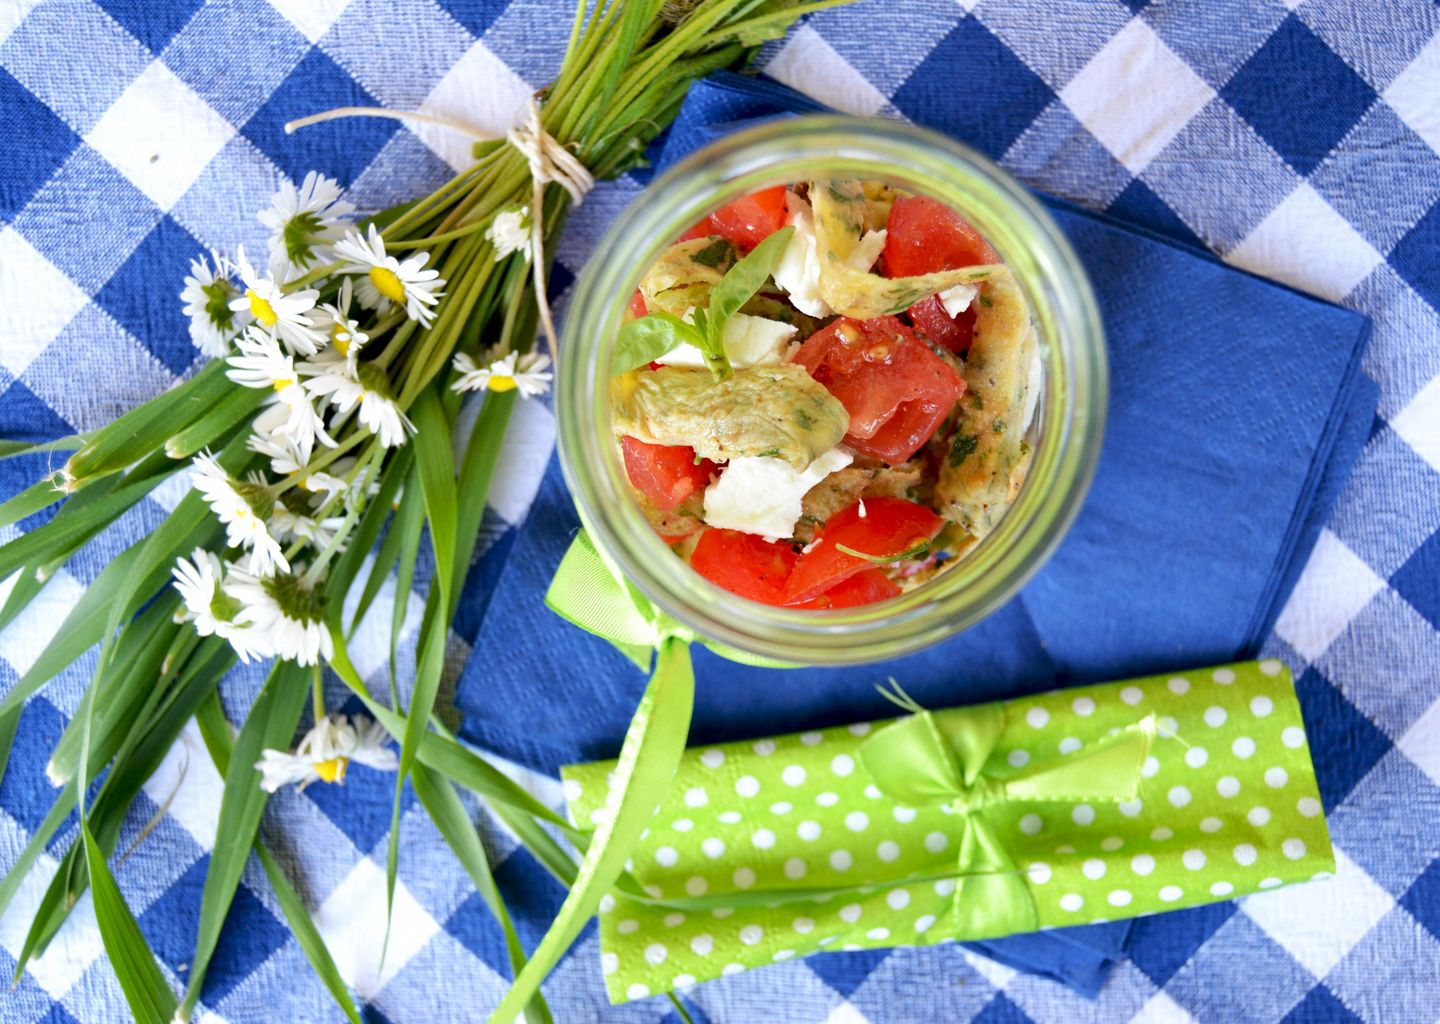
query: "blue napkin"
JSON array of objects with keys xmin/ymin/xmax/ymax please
[{"xmin": 454, "ymin": 74, "xmax": 1376, "ymax": 996}]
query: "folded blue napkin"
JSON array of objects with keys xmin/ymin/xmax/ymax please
[{"xmin": 454, "ymin": 74, "xmax": 1376, "ymax": 996}]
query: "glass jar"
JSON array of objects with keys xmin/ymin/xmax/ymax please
[{"xmin": 556, "ymin": 115, "xmax": 1106, "ymax": 665}]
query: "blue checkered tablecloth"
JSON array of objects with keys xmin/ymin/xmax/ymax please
[{"xmin": 2, "ymin": 1, "xmax": 1439, "ymax": 1021}]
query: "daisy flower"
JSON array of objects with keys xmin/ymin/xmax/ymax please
[
  {"xmin": 180, "ymin": 252, "xmax": 249, "ymax": 357},
  {"xmin": 270, "ymin": 491, "xmax": 346, "ymax": 550},
  {"xmin": 191, "ymin": 451, "xmax": 288, "ymax": 577},
  {"xmin": 485, "ymin": 205, "xmax": 532, "ymax": 262},
  {"xmin": 258, "ymin": 171, "xmax": 354, "ymax": 278},
  {"xmin": 314, "ymin": 277, "xmax": 368, "ymax": 375},
  {"xmin": 333, "ymin": 224, "xmax": 444, "ymax": 327},
  {"xmin": 247, "ymin": 434, "xmax": 348, "ymax": 497},
  {"xmin": 228, "ymin": 327, "xmax": 335, "ymax": 461},
  {"xmin": 301, "ymin": 359, "xmax": 415, "ymax": 449},
  {"xmin": 452, "ymin": 349, "xmax": 552, "ymax": 398},
  {"xmin": 171, "ymin": 548, "xmax": 271, "ymax": 663},
  {"xmin": 254, "ymin": 714, "xmax": 397, "ymax": 793},
  {"xmin": 228, "ymin": 247, "xmax": 325, "ymax": 355},
  {"xmin": 225, "ymin": 565, "xmax": 331, "ymax": 666}
]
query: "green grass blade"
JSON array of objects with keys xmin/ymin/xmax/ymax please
[
  {"xmin": 0, "ymin": 435, "xmax": 83, "ymax": 461},
  {"xmin": 0, "ymin": 476, "xmax": 65, "ymax": 530},
  {"xmin": 0, "ymin": 702, "xmax": 17, "ymax": 791},
  {"xmin": 448, "ymin": 392, "xmax": 516, "ymax": 617},
  {"xmin": 162, "ymin": 386, "xmax": 264, "ymax": 460},
  {"xmin": 0, "ymin": 561, "xmax": 53, "ymax": 633},
  {"xmin": 325, "ymin": 446, "xmax": 412, "ymax": 616},
  {"xmin": 0, "ymin": 780, "xmax": 74, "ymax": 921}
]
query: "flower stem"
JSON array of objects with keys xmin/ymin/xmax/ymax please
[{"xmin": 311, "ymin": 663, "xmax": 326, "ymax": 721}]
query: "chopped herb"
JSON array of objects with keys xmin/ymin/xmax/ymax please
[
  {"xmin": 969, "ymin": 393, "xmax": 985, "ymax": 410},
  {"xmin": 948, "ymin": 433, "xmax": 979, "ymax": 468},
  {"xmin": 690, "ymin": 237, "xmax": 734, "ymax": 269},
  {"xmin": 979, "ymin": 293, "xmax": 994, "ymax": 308},
  {"xmin": 992, "ymin": 418, "xmax": 1007, "ymax": 434},
  {"xmin": 756, "ymin": 447, "xmax": 782, "ymax": 458},
  {"xmin": 795, "ymin": 407, "xmax": 814, "ymax": 429}
]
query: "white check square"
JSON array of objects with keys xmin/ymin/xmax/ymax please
[
  {"xmin": 1060, "ymin": 19, "xmax": 1214, "ymax": 173},
  {"xmin": 1397, "ymin": 694, "xmax": 1440, "ymax": 790},
  {"xmin": 414, "ymin": 39, "xmax": 533, "ymax": 172},
  {"xmin": 767, "ymin": 25, "xmax": 891, "ymax": 118},
  {"xmin": 0, "ymin": 228, "xmax": 89, "ymax": 378},
  {"xmin": 1273, "ymin": 529, "xmax": 1386, "ymax": 663},
  {"xmin": 85, "ymin": 60, "xmax": 235, "ymax": 211},
  {"xmin": 264, "ymin": 0, "xmax": 354, "ymax": 43},
  {"xmin": 1225, "ymin": 183, "xmax": 1384, "ymax": 301},
  {"xmin": 1389, "ymin": 374, "xmax": 1440, "ymax": 475},
  {"xmin": 0, "ymin": 566, "xmax": 85, "ymax": 677},
  {"xmin": 314, "ymin": 857, "xmax": 439, "ymax": 999},
  {"xmin": 1385, "ymin": 32, "xmax": 1440, "ymax": 155}
]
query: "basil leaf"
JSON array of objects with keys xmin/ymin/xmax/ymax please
[
  {"xmin": 704, "ymin": 226, "xmax": 795, "ymax": 350},
  {"xmin": 612, "ymin": 311, "xmax": 705, "ymax": 375}
]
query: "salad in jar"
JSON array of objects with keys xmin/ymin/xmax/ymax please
[{"xmin": 609, "ymin": 179, "xmax": 1039, "ymax": 610}]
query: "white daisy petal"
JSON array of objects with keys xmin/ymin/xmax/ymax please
[
  {"xmin": 180, "ymin": 251, "xmax": 248, "ymax": 357},
  {"xmin": 227, "ymin": 247, "xmax": 325, "ymax": 355},
  {"xmin": 259, "ymin": 171, "xmax": 355, "ymax": 278}
]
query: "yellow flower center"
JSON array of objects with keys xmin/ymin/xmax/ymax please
[
  {"xmin": 487, "ymin": 375, "xmax": 517, "ymax": 392},
  {"xmin": 314, "ymin": 757, "xmax": 349, "ymax": 784},
  {"xmin": 272, "ymin": 377, "xmax": 295, "ymax": 393},
  {"xmin": 247, "ymin": 288, "xmax": 279, "ymax": 327},
  {"xmin": 369, "ymin": 266, "xmax": 407, "ymax": 305},
  {"xmin": 331, "ymin": 322, "xmax": 351, "ymax": 357}
]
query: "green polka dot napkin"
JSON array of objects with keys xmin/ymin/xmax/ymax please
[{"xmin": 562, "ymin": 660, "xmax": 1333, "ymax": 1003}]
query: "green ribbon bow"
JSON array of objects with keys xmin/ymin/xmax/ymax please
[{"xmin": 858, "ymin": 699, "xmax": 1157, "ymax": 938}]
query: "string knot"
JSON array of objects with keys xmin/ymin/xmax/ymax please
[{"xmin": 506, "ymin": 99, "xmax": 594, "ymax": 206}]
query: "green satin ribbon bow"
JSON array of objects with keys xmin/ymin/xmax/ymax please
[{"xmin": 859, "ymin": 698, "xmax": 1157, "ymax": 938}]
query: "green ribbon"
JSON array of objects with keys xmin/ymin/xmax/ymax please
[{"xmin": 859, "ymin": 701, "xmax": 1156, "ymax": 938}]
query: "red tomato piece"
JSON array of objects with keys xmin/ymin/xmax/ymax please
[
  {"xmin": 783, "ymin": 498, "xmax": 943, "ymax": 605},
  {"xmin": 677, "ymin": 218, "xmax": 715, "ymax": 243},
  {"xmin": 792, "ymin": 568, "xmax": 901, "ymax": 610},
  {"xmin": 793, "ymin": 315, "xmax": 964, "ymax": 462},
  {"xmin": 909, "ymin": 293, "xmax": 977, "ymax": 354},
  {"xmin": 707, "ymin": 186, "xmax": 789, "ymax": 250},
  {"xmin": 627, "ymin": 290, "xmax": 648, "ymax": 319},
  {"xmin": 884, "ymin": 194, "xmax": 999, "ymax": 277},
  {"xmin": 691, "ymin": 529, "xmax": 798, "ymax": 605},
  {"xmin": 620, "ymin": 437, "xmax": 718, "ymax": 512}
]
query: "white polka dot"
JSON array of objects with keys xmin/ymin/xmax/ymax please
[
  {"xmin": 1107, "ymin": 889, "xmax": 1133, "ymax": 907},
  {"xmin": 1200, "ymin": 817, "xmax": 1222, "ymax": 833},
  {"xmin": 627, "ymin": 983, "xmax": 650, "ymax": 1000},
  {"xmin": 845, "ymin": 811, "xmax": 869, "ymax": 832},
  {"xmin": 893, "ymin": 806, "xmax": 917, "ymax": 823},
  {"xmin": 831, "ymin": 754, "xmax": 855, "ymax": 777},
  {"xmin": 1250, "ymin": 696, "xmax": 1274, "ymax": 718},
  {"xmin": 691, "ymin": 933, "xmax": 715, "ymax": 956},
  {"xmin": 830, "ymin": 849, "xmax": 853, "ymax": 871},
  {"xmin": 644, "ymin": 942, "xmax": 668, "ymax": 965},
  {"xmin": 1265, "ymin": 767, "xmax": 1289, "ymax": 789},
  {"xmin": 562, "ymin": 779, "xmax": 582, "ymax": 804},
  {"xmin": 800, "ymin": 731, "xmax": 823, "ymax": 746},
  {"xmin": 1142, "ymin": 757, "xmax": 1160, "ymax": 778},
  {"xmin": 1282, "ymin": 726, "xmax": 1306, "ymax": 749},
  {"xmin": 718, "ymin": 811, "xmax": 742, "ymax": 824},
  {"xmin": 601, "ymin": 952, "xmax": 618, "ymax": 975},
  {"xmin": 793, "ymin": 916, "xmax": 815, "ymax": 934},
  {"xmin": 1008, "ymin": 749, "xmax": 1031, "ymax": 768},
  {"xmin": 599, "ymin": 894, "xmax": 616, "ymax": 914},
  {"xmin": 924, "ymin": 831, "xmax": 949, "ymax": 853},
  {"xmin": 877, "ymin": 841, "xmax": 901, "ymax": 862},
  {"xmin": 848, "ymin": 722, "xmax": 872, "ymax": 737},
  {"xmin": 773, "ymin": 949, "xmax": 796, "ymax": 961},
  {"xmin": 589, "ymin": 808, "xmax": 608, "ymax": 825},
  {"xmin": 1157, "ymin": 716, "xmax": 1180, "ymax": 738},
  {"xmin": 1118, "ymin": 799, "xmax": 1143, "ymax": 818},
  {"xmin": 1120, "ymin": 686, "xmax": 1144, "ymax": 706},
  {"xmin": 735, "ymin": 775, "xmax": 760, "ymax": 798},
  {"xmin": 1019, "ymin": 814, "xmax": 1043, "ymax": 835},
  {"xmin": 1072, "ymin": 803, "xmax": 1096, "ymax": 825},
  {"xmin": 721, "ymin": 963, "xmax": 743, "ymax": 976},
  {"xmin": 1232, "ymin": 736, "xmax": 1256, "ymax": 759},
  {"xmin": 656, "ymin": 846, "xmax": 679, "ymax": 867},
  {"xmin": 865, "ymin": 927, "xmax": 890, "ymax": 941},
  {"xmin": 1212, "ymin": 668, "xmax": 1236, "ymax": 685},
  {"xmin": 1259, "ymin": 877, "xmax": 1283, "ymax": 889},
  {"xmin": 914, "ymin": 913, "xmax": 938, "ymax": 933},
  {"xmin": 1259, "ymin": 659, "xmax": 1283, "ymax": 676},
  {"xmin": 1168, "ymin": 786, "xmax": 1192, "ymax": 808},
  {"xmin": 839, "ymin": 903, "xmax": 862, "ymax": 923},
  {"xmin": 673, "ymin": 818, "xmax": 695, "ymax": 833},
  {"xmin": 751, "ymin": 828, "xmax": 775, "ymax": 849},
  {"xmin": 864, "ymin": 784, "xmax": 882, "ymax": 800},
  {"xmin": 1131, "ymin": 853, "xmax": 1156, "ymax": 876},
  {"xmin": 1152, "ymin": 826, "xmax": 1174, "ymax": 840},
  {"xmin": 1168, "ymin": 676, "xmax": 1191, "ymax": 695},
  {"xmin": 1283, "ymin": 838, "xmax": 1306, "ymax": 860},
  {"xmin": 1059, "ymin": 893, "xmax": 1084, "ymax": 912},
  {"xmin": 1056, "ymin": 844, "xmax": 1076, "ymax": 855},
  {"xmin": 886, "ymin": 888, "xmax": 911, "ymax": 910},
  {"xmin": 1217, "ymin": 776, "xmax": 1241, "ymax": 798},
  {"xmin": 1233, "ymin": 843, "xmax": 1257, "ymax": 866},
  {"xmin": 1297, "ymin": 796, "xmax": 1321, "ymax": 817},
  {"xmin": 1178, "ymin": 748, "xmax": 1206, "ymax": 771},
  {"xmin": 1210, "ymin": 881, "xmax": 1234, "ymax": 897},
  {"xmin": 1059, "ymin": 737, "xmax": 1082, "ymax": 755},
  {"xmin": 664, "ymin": 912, "xmax": 686, "ymax": 927},
  {"xmin": 1082, "ymin": 858, "xmax": 1107, "ymax": 880},
  {"xmin": 739, "ymin": 925, "xmax": 763, "ymax": 946},
  {"xmin": 1026, "ymin": 707, "xmax": 1050, "ymax": 728},
  {"xmin": 934, "ymin": 879, "xmax": 956, "ymax": 896},
  {"xmin": 701, "ymin": 838, "xmax": 725, "ymax": 859},
  {"xmin": 1159, "ymin": 885, "xmax": 1183, "ymax": 902},
  {"xmin": 797, "ymin": 820, "xmax": 821, "ymax": 841},
  {"xmin": 686, "ymin": 876, "xmax": 708, "ymax": 896},
  {"xmin": 1099, "ymin": 836, "xmax": 1123, "ymax": 852},
  {"xmin": 1182, "ymin": 848, "xmax": 1206, "ymax": 870},
  {"xmin": 685, "ymin": 787, "xmax": 708, "ymax": 808},
  {"xmin": 1028, "ymin": 862, "xmax": 1053, "ymax": 884},
  {"xmin": 770, "ymin": 801, "xmax": 793, "ymax": 815},
  {"xmin": 618, "ymin": 918, "xmax": 640, "ymax": 934},
  {"xmin": 733, "ymin": 866, "xmax": 756, "ymax": 888},
  {"xmin": 753, "ymin": 739, "xmax": 776, "ymax": 756},
  {"xmin": 1247, "ymin": 806, "xmax": 1271, "ymax": 826},
  {"xmin": 674, "ymin": 973, "xmax": 697, "ymax": 988},
  {"xmin": 644, "ymin": 884, "xmax": 663, "ymax": 899},
  {"xmin": 1204, "ymin": 706, "xmax": 1228, "ymax": 727},
  {"xmin": 1073, "ymin": 696, "xmax": 1096, "ymax": 716},
  {"xmin": 700, "ymin": 749, "xmax": 725, "ymax": 769},
  {"xmin": 817, "ymin": 792, "xmax": 840, "ymax": 807}
]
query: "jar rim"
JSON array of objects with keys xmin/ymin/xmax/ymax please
[{"xmin": 556, "ymin": 114, "xmax": 1107, "ymax": 664}]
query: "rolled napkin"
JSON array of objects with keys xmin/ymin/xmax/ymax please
[{"xmin": 563, "ymin": 660, "xmax": 1333, "ymax": 1003}]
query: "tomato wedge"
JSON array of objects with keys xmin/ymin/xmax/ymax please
[
  {"xmin": 792, "ymin": 568, "xmax": 901, "ymax": 609},
  {"xmin": 909, "ymin": 293, "xmax": 977, "ymax": 354},
  {"xmin": 691, "ymin": 528, "xmax": 798, "ymax": 605},
  {"xmin": 783, "ymin": 498, "xmax": 943, "ymax": 605},
  {"xmin": 620, "ymin": 436, "xmax": 718, "ymax": 512},
  {"xmin": 793, "ymin": 315, "xmax": 964, "ymax": 463},
  {"xmin": 884, "ymin": 194, "xmax": 998, "ymax": 276},
  {"xmin": 676, "ymin": 187, "xmax": 789, "ymax": 250},
  {"xmin": 627, "ymin": 289, "xmax": 648, "ymax": 319}
]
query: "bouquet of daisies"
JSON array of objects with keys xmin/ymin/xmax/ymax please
[{"xmin": 0, "ymin": 2, "xmax": 854, "ymax": 1022}]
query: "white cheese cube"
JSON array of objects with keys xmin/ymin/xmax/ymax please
[
  {"xmin": 655, "ymin": 312, "xmax": 799, "ymax": 370},
  {"xmin": 846, "ymin": 229, "xmax": 887, "ymax": 272},
  {"xmin": 773, "ymin": 197, "xmax": 829, "ymax": 317},
  {"xmin": 938, "ymin": 283, "xmax": 977, "ymax": 318},
  {"xmin": 702, "ymin": 447, "xmax": 854, "ymax": 540}
]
